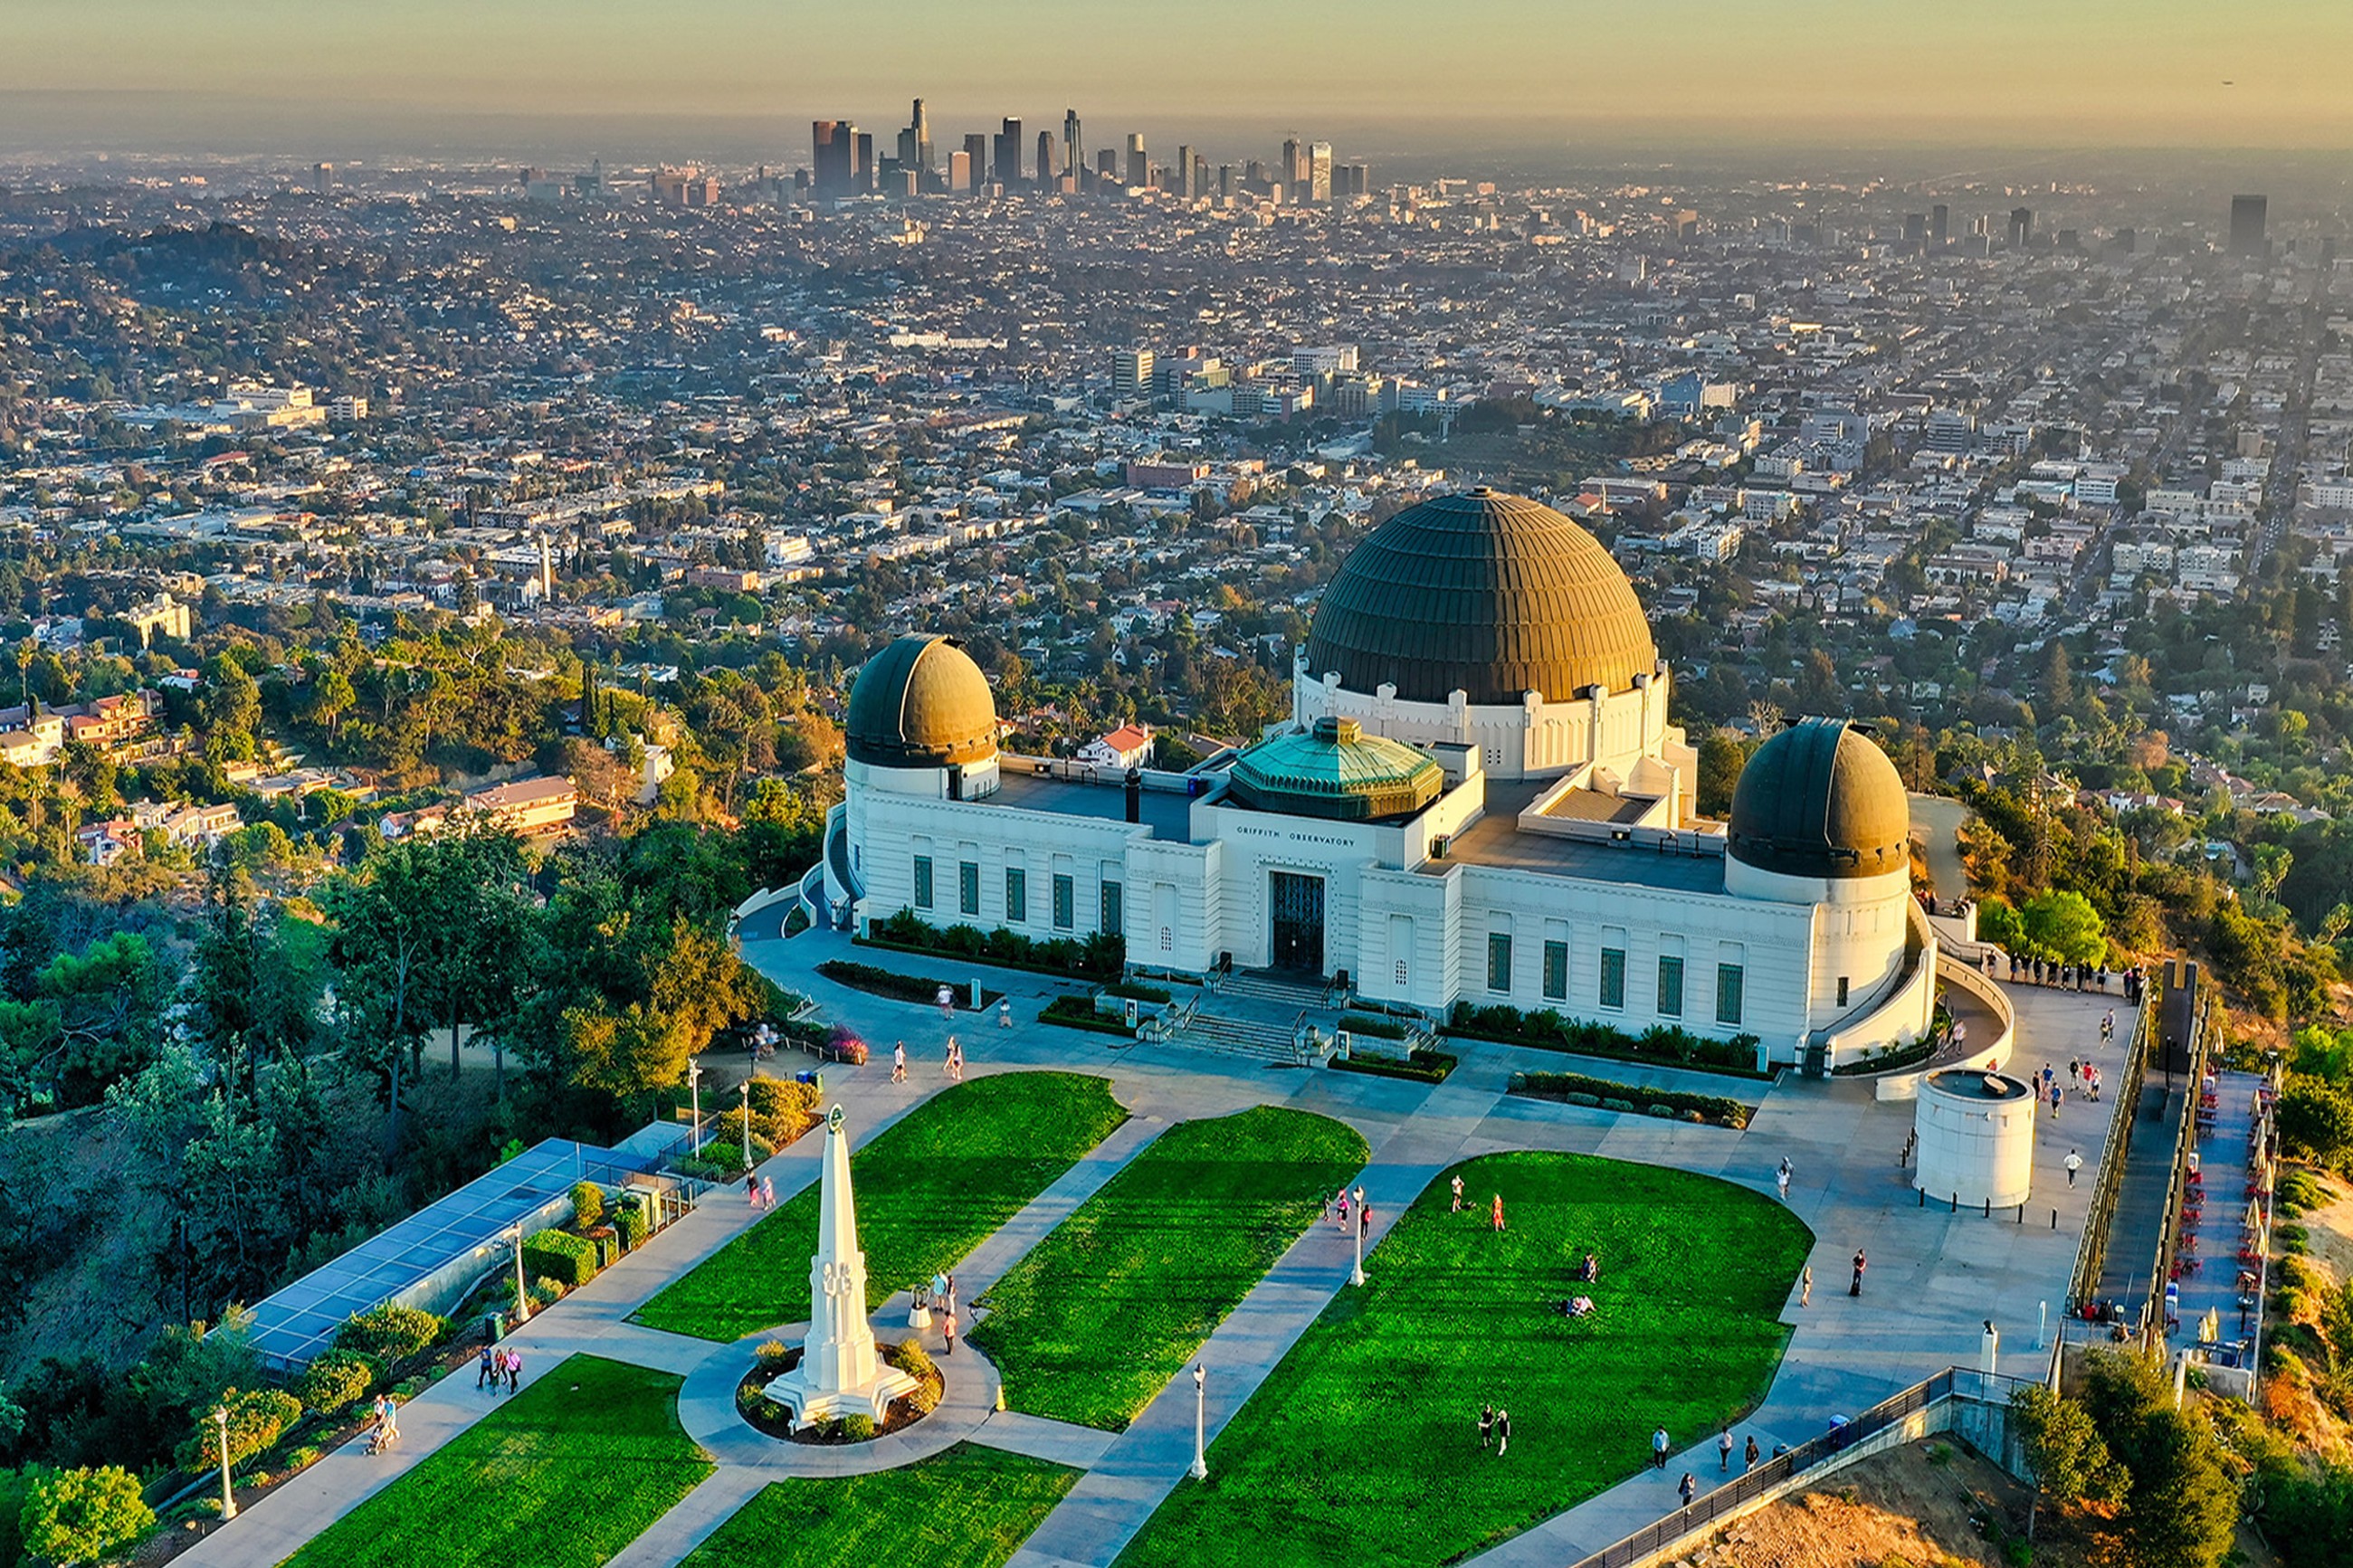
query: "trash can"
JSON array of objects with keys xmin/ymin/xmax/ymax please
[{"xmin": 485, "ymin": 1311, "xmax": 507, "ymax": 1344}]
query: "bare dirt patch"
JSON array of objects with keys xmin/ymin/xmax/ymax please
[{"xmin": 2293, "ymin": 1171, "xmax": 2353, "ymax": 1285}]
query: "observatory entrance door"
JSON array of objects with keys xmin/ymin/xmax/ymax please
[{"xmin": 1269, "ymin": 871, "xmax": 1325, "ymax": 975}]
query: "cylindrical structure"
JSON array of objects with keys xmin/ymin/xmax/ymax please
[{"xmin": 1914, "ymin": 1069, "xmax": 2036, "ymax": 1209}]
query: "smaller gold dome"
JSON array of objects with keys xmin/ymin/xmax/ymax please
[{"xmin": 845, "ymin": 635, "xmax": 999, "ymax": 769}]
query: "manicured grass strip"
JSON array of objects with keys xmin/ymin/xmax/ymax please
[
  {"xmin": 969, "ymin": 1106, "xmax": 1368, "ymax": 1430},
  {"xmin": 1113, "ymin": 1151, "xmax": 1813, "ymax": 1568},
  {"xmin": 679, "ymin": 1442, "xmax": 1077, "ymax": 1568},
  {"xmin": 634, "ymin": 1072, "xmax": 1128, "ymax": 1342},
  {"xmin": 281, "ymin": 1355, "xmax": 710, "ymax": 1568}
]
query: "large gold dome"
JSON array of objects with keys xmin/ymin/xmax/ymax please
[
  {"xmin": 844, "ymin": 635, "xmax": 999, "ymax": 769},
  {"xmin": 1302, "ymin": 489, "xmax": 1659, "ymax": 706}
]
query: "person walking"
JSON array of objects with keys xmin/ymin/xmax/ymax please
[
  {"xmin": 747, "ymin": 1173, "xmax": 760, "ymax": 1208},
  {"xmin": 1653, "ymin": 1427, "xmax": 1671, "ymax": 1469},
  {"xmin": 937, "ymin": 984, "xmax": 954, "ymax": 1021},
  {"xmin": 2101, "ymin": 1011, "xmax": 2115, "ymax": 1043},
  {"xmin": 1491, "ymin": 1193, "xmax": 1506, "ymax": 1232},
  {"xmin": 944, "ymin": 1034, "xmax": 958, "ymax": 1078},
  {"xmin": 504, "ymin": 1348, "xmax": 521, "ymax": 1394},
  {"xmin": 1800, "ymin": 1265, "xmax": 1813, "ymax": 1308},
  {"xmin": 1451, "ymin": 1173, "xmax": 1464, "ymax": 1212},
  {"xmin": 1679, "ymin": 1471, "xmax": 1698, "ymax": 1511},
  {"xmin": 2065, "ymin": 1149, "xmax": 2083, "ymax": 1187},
  {"xmin": 1850, "ymin": 1249, "xmax": 1866, "ymax": 1297},
  {"xmin": 1479, "ymin": 1402, "xmax": 1494, "ymax": 1449},
  {"xmin": 998, "ymin": 998, "xmax": 1013, "ymax": 1030},
  {"xmin": 951, "ymin": 1039, "xmax": 965, "ymax": 1082},
  {"xmin": 892, "ymin": 1041, "xmax": 907, "ymax": 1084},
  {"xmin": 1744, "ymin": 1433, "xmax": 1760, "ymax": 1471},
  {"xmin": 478, "ymin": 1342, "xmax": 497, "ymax": 1391},
  {"xmin": 1359, "ymin": 1202, "xmax": 1373, "ymax": 1243},
  {"xmin": 941, "ymin": 1306, "xmax": 958, "ymax": 1356},
  {"xmin": 2048, "ymin": 1081, "xmax": 2062, "ymax": 1120},
  {"xmin": 1718, "ymin": 1425, "xmax": 1734, "ymax": 1471},
  {"xmin": 1776, "ymin": 1158, "xmax": 1792, "ymax": 1203},
  {"xmin": 762, "ymin": 1174, "xmax": 776, "ymax": 1208},
  {"xmin": 1337, "ymin": 1188, "xmax": 1349, "ymax": 1233},
  {"xmin": 1496, "ymin": 1409, "xmax": 1511, "ymax": 1457}
]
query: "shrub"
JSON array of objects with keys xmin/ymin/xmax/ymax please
[
  {"xmin": 1514, "ymin": 1070, "xmax": 1756, "ymax": 1129},
  {"xmin": 756, "ymin": 1339, "xmax": 790, "ymax": 1366},
  {"xmin": 1564, "ymin": 1091, "xmax": 1600, "ymax": 1107},
  {"xmin": 336, "ymin": 1303, "xmax": 445, "ymax": 1364},
  {"xmin": 1104, "ymin": 981, "xmax": 1173, "ymax": 1004},
  {"xmin": 294, "ymin": 1351, "xmax": 376, "ymax": 1416},
  {"xmin": 521, "ymin": 1228, "xmax": 599, "ymax": 1288},
  {"xmin": 1645, "ymin": 1104, "xmax": 1676, "ymax": 1118},
  {"xmin": 842, "ymin": 1413, "xmax": 877, "ymax": 1441},
  {"xmin": 282, "ymin": 1446, "xmax": 320, "ymax": 1470},
  {"xmin": 176, "ymin": 1386, "xmax": 301, "ymax": 1474},
  {"xmin": 818, "ymin": 958, "xmax": 978, "ymax": 1006},
  {"xmin": 1040, "ymin": 994, "xmax": 1133, "ymax": 1035},
  {"xmin": 1601, "ymin": 1098, "xmax": 1637, "ymax": 1113},
  {"xmin": 1338, "ymin": 1012, "xmax": 1410, "ymax": 1040},
  {"xmin": 1444, "ymin": 999, "xmax": 1765, "ymax": 1076},
  {"xmin": 705, "ymin": 1111, "xmax": 778, "ymax": 1166},
  {"xmin": 569, "ymin": 1182, "xmax": 605, "ymax": 1230},
  {"xmin": 613, "ymin": 1195, "xmax": 649, "ymax": 1253},
  {"xmin": 20, "ymin": 1467, "xmax": 152, "ymax": 1568},
  {"xmin": 863, "ymin": 909, "xmax": 1123, "ymax": 981},
  {"xmin": 2277, "ymin": 1169, "xmax": 2323, "ymax": 1216},
  {"xmin": 2280, "ymin": 1223, "xmax": 2310, "ymax": 1256},
  {"xmin": 888, "ymin": 1338, "xmax": 937, "ymax": 1381},
  {"xmin": 528, "ymin": 1276, "xmax": 566, "ymax": 1310},
  {"xmin": 1329, "ymin": 1050, "xmax": 1455, "ymax": 1085},
  {"xmin": 746, "ymin": 1077, "xmax": 822, "ymax": 1145}
]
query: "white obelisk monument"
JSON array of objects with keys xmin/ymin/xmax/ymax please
[{"xmin": 766, "ymin": 1105, "xmax": 916, "ymax": 1430}]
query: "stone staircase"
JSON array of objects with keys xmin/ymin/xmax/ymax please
[
  {"xmin": 1172, "ymin": 1010, "xmax": 1312, "ymax": 1066},
  {"xmin": 1167, "ymin": 969, "xmax": 1337, "ymax": 1066}
]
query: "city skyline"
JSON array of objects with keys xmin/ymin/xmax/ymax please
[{"xmin": 6, "ymin": 0, "xmax": 2353, "ymax": 157}]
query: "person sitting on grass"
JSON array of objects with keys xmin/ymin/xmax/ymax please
[
  {"xmin": 1567, "ymin": 1295, "xmax": 1597, "ymax": 1318},
  {"xmin": 1579, "ymin": 1250, "xmax": 1599, "ymax": 1283}
]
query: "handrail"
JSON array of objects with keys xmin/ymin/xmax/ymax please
[{"xmin": 2066, "ymin": 985, "xmax": 2157, "ymax": 1314}]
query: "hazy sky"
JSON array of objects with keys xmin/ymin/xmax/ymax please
[{"xmin": 6, "ymin": 0, "xmax": 2353, "ymax": 155}]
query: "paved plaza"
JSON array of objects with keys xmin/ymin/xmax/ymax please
[{"xmin": 180, "ymin": 923, "xmax": 2130, "ymax": 1568}]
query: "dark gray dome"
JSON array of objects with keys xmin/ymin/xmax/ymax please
[
  {"xmin": 1727, "ymin": 718, "xmax": 1910, "ymax": 880},
  {"xmin": 845, "ymin": 635, "xmax": 998, "ymax": 769}
]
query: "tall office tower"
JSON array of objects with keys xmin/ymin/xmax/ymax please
[
  {"xmin": 1096, "ymin": 149, "xmax": 1119, "ymax": 185},
  {"xmin": 1901, "ymin": 212, "xmax": 1927, "ymax": 244},
  {"xmin": 1929, "ymin": 204, "xmax": 1948, "ymax": 245},
  {"xmin": 1219, "ymin": 164, "xmax": 1234, "ymax": 200},
  {"xmin": 812, "ymin": 120, "xmax": 856, "ymax": 196},
  {"xmin": 1194, "ymin": 152, "xmax": 1211, "ymax": 200},
  {"xmin": 310, "ymin": 162, "xmax": 335, "ymax": 194},
  {"xmin": 896, "ymin": 126, "xmax": 919, "ymax": 169},
  {"xmin": 1112, "ymin": 347, "xmax": 1155, "ymax": 398},
  {"xmin": 995, "ymin": 119, "xmax": 1023, "ymax": 186},
  {"xmin": 1062, "ymin": 109, "xmax": 1083, "ymax": 185},
  {"xmin": 1036, "ymin": 129, "xmax": 1059, "ymax": 187},
  {"xmin": 948, "ymin": 150, "xmax": 971, "ymax": 193},
  {"xmin": 2007, "ymin": 207, "xmax": 2033, "ymax": 247},
  {"xmin": 1127, "ymin": 134, "xmax": 1148, "ymax": 187},
  {"xmin": 2230, "ymin": 195, "xmax": 2269, "ymax": 256},
  {"xmin": 1175, "ymin": 144, "xmax": 1193, "ymax": 197},
  {"xmin": 910, "ymin": 99, "xmax": 933, "ymax": 173},
  {"xmin": 853, "ymin": 133, "xmax": 876, "ymax": 194},
  {"xmin": 964, "ymin": 134, "xmax": 989, "ymax": 192},
  {"xmin": 1281, "ymin": 138, "xmax": 1304, "ymax": 186},
  {"xmin": 1309, "ymin": 142, "xmax": 1332, "ymax": 203}
]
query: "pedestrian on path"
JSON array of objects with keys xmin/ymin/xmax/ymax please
[
  {"xmin": 942, "ymin": 1307, "xmax": 958, "ymax": 1356},
  {"xmin": 2065, "ymin": 1149, "xmax": 2083, "ymax": 1187},
  {"xmin": 1496, "ymin": 1409, "xmax": 1510, "ymax": 1457},
  {"xmin": 2101, "ymin": 1011, "xmax": 2115, "ymax": 1043},
  {"xmin": 892, "ymin": 1041, "xmax": 907, "ymax": 1083},
  {"xmin": 1800, "ymin": 1265, "xmax": 1812, "ymax": 1308},
  {"xmin": 1452, "ymin": 1174, "xmax": 1464, "ymax": 1212},
  {"xmin": 946, "ymin": 1274, "xmax": 957, "ymax": 1317},
  {"xmin": 1653, "ymin": 1427, "xmax": 1671, "ymax": 1469},
  {"xmin": 937, "ymin": 984, "xmax": 954, "ymax": 1021},
  {"xmin": 478, "ymin": 1343, "xmax": 496, "ymax": 1391},
  {"xmin": 1479, "ymin": 1403, "xmax": 1494, "ymax": 1449},
  {"xmin": 944, "ymin": 1034, "xmax": 958, "ymax": 1078},
  {"xmin": 1337, "ymin": 1188, "xmax": 1349, "ymax": 1232},
  {"xmin": 952, "ymin": 1039, "xmax": 965, "ymax": 1081},
  {"xmin": 2049, "ymin": 1081, "xmax": 2062, "ymax": 1120},
  {"xmin": 1719, "ymin": 1426, "xmax": 1733, "ymax": 1470},
  {"xmin": 762, "ymin": 1174, "xmax": 776, "ymax": 1207},
  {"xmin": 1679, "ymin": 1471, "xmax": 1698, "ymax": 1511},
  {"xmin": 747, "ymin": 1173, "xmax": 760, "ymax": 1208},
  {"xmin": 999, "ymin": 998, "xmax": 1013, "ymax": 1030},
  {"xmin": 504, "ymin": 1348, "xmax": 521, "ymax": 1393},
  {"xmin": 1776, "ymin": 1158, "xmax": 1792, "ymax": 1202},
  {"xmin": 1491, "ymin": 1193, "xmax": 1506, "ymax": 1232},
  {"xmin": 1850, "ymin": 1249, "xmax": 1866, "ymax": 1297},
  {"xmin": 1359, "ymin": 1202, "xmax": 1372, "ymax": 1241},
  {"xmin": 1744, "ymin": 1434, "xmax": 1760, "ymax": 1471}
]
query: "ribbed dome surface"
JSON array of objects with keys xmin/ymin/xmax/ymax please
[
  {"xmin": 1228, "ymin": 717, "xmax": 1444, "ymax": 822},
  {"xmin": 845, "ymin": 635, "xmax": 999, "ymax": 769},
  {"xmin": 1303, "ymin": 489, "xmax": 1658, "ymax": 706},
  {"xmin": 1727, "ymin": 717, "xmax": 1911, "ymax": 881}
]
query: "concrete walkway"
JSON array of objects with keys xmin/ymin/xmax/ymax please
[{"xmin": 186, "ymin": 918, "xmax": 2141, "ymax": 1568}]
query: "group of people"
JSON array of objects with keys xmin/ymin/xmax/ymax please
[
  {"xmin": 1329, "ymin": 1184, "xmax": 1373, "ymax": 1240},
  {"xmin": 2004, "ymin": 953, "xmax": 2112, "ymax": 992},
  {"xmin": 475, "ymin": 1342, "xmax": 524, "ymax": 1395},
  {"xmin": 914, "ymin": 1271, "xmax": 961, "ymax": 1355},
  {"xmin": 365, "ymin": 1392, "xmax": 401, "ymax": 1454},
  {"xmin": 1477, "ymin": 1402, "xmax": 1514, "ymax": 1455},
  {"xmin": 745, "ymin": 1171, "xmax": 777, "ymax": 1208}
]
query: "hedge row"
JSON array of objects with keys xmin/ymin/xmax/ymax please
[
  {"xmin": 1446, "ymin": 1000, "xmax": 1767, "ymax": 1078},
  {"xmin": 1040, "ymin": 995, "xmax": 1134, "ymax": 1036},
  {"xmin": 1510, "ymin": 1069, "xmax": 1754, "ymax": 1128},
  {"xmin": 1338, "ymin": 1012, "xmax": 1410, "ymax": 1041},
  {"xmin": 522, "ymin": 1229, "xmax": 599, "ymax": 1288},
  {"xmin": 1104, "ymin": 980, "xmax": 1174, "ymax": 1003},
  {"xmin": 864, "ymin": 909, "xmax": 1124, "ymax": 980},
  {"xmin": 817, "ymin": 958, "xmax": 986, "ymax": 1006},
  {"xmin": 1330, "ymin": 1049, "xmax": 1456, "ymax": 1084}
]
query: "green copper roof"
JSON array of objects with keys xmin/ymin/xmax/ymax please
[{"xmin": 1228, "ymin": 717, "xmax": 1444, "ymax": 822}]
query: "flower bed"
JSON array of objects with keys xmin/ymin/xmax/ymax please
[
  {"xmin": 816, "ymin": 959, "xmax": 1002, "ymax": 1011},
  {"xmin": 1329, "ymin": 1049, "xmax": 1455, "ymax": 1085},
  {"xmin": 1509, "ymin": 1069, "xmax": 1754, "ymax": 1128},
  {"xmin": 735, "ymin": 1339, "xmax": 942, "ymax": 1443},
  {"xmin": 1040, "ymin": 995, "xmax": 1133, "ymax": 1037},
  {"xmin": 1445, "ymin": 1000, "xmax": 1767, "ymax": 1079},
  {"xmin": 860, "ymin": 909, "xmax": 1122, "ymax": 981}
]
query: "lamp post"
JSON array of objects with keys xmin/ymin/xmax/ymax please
[
  {"xmin": 1189, "ymin": 1363, "xmax": 1208, "ymax": 1479},
  {"xmin": 686, "ymin": 1057, "xmax": 703, "ymax": 1155},
  {"xmin": 740, "ymin": 1079, "xmax": 754, "ymax": 1170},
  {"xmin": 214, "ymin": 1405, "xmax": 237, "ymax": 1521},
  {"xmin": 506, "ymin": 1224, "xmax": 530, "ymax": 1326},
  {"xmin": 1350, "ymin": 1185, "xmax": 1367, "ymax": 1288}
]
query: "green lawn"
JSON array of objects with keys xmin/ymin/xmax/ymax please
[
  {"xmin": 968, "ymin": 1106, "xmax": 1367, "ymax": 1430},
  {"xmin": 1113, "ymin": 1152, "xmax": 1813, "ymax": 1568},
  {"xmin": 678, "ymin": 1442, "xmax": 1077, "ymax": 1568},
  {"xmin": 281, "ymin": 1354, "xmax": 711, "ymax": 1568},
  {"xmin": 635, "ymin": 1071, "xmax": 1129, "ymax": 1342}
]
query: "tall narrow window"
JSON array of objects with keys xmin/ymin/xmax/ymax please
[
  {"xmin": 1836, "ymin": 975, "xmax": 1850, "ymax": 1008},
  {"xmin": 1100, "ymin": 880, "xmax": 1123, "ymax": 937},
  {"xmin": 1005, "ymin": 868, "xmax": 1027, "ymax": 924},
  {"xmin": 1599, "ymin": 947, "xmax": 1626, "ymax": 1010},
  {"xmin": 1657, "ymin": 955, "xmax": 1684, "ymax": 1018},
  {"xmin": 1487, "ymin": 933, "xmax": 1512, "ymax": 993},
  {"xmin": 1052, "ymin": 874, "xmax": 1074, "ymax": 930},
  {"xmin": 958, "ymin": 860, "xmax": 980, "ymax": 917},
  {"xmin": 912, "ymin": 855, "xmax": 934, "ymax": 910},
  {"xmin": 1541, "ymin": 940, "xmax": 1568, "ymax": 1002},
  {"xmin": 1717, "ymin": 964, "xmax": 1746, "ymax": 1026}
]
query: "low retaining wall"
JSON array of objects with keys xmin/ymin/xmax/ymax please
[{"xmin": 1874, "ymin": 951, "xmax": 2018, "ymax": 1102}]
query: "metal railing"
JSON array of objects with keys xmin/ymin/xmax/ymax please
[
  {"xmin": 1563, "ymin": 1369, "xmax": 2034, "ymax": 1568},
  {"xmin": 2066, "ymin": 987, "xmax": 2157, "ymax": 1313},
  {"xmin": 2139, "ymin": 985, "xmax": 2217, "ymax": 1341}
]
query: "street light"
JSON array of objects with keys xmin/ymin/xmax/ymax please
[
  {"xmin": 1189, "ymin": 1363, "xmax": 1208, "ymax": 1480},
  {"xmin": 1350, "ymin": 1185, "xmax": 1367, "ymax": 1288},
  {"xmin": 214, "ymin": 1405, "xmax": 237, "ymax": 1522},
  {"xmin": 740, "ymin": 1079, "xmax": 754, "ymax": 1170},
  {"xmin": 686, "ymin": 1057, "xmax": 703, "ymax": 1155},
  {"xmin": 504, "ymin": 1224, "xmax": 530, "ymax": 1326}
]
